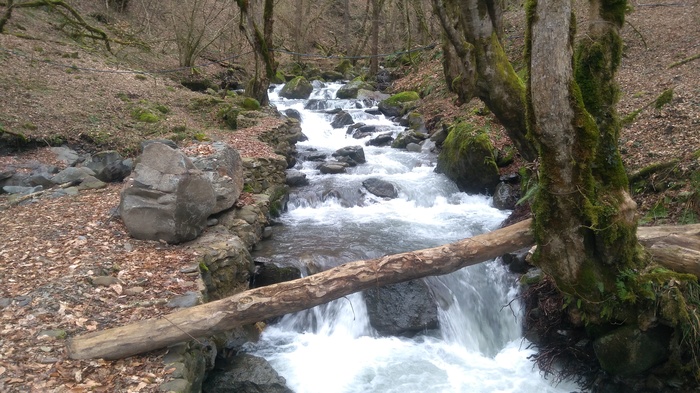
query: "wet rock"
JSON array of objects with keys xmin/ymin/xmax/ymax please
[
  {"xmin": 492, "ymin": 182, "xmax": 519, "ymax": 210},
  {"xmin": 283, "ymin": 108, "xmax": 302, "ymax": 121},
  {"xmin": 285, "ymin": 169, "xmax": 309, "ymax": 187},
  {"xmin": 318, "ymin": 161, "xmax": 349, "ymax": 174},
  {"xmin": 406, "ymin": 142, "xmax": 422, "ymax": 153},
  {"xmin": 391, "ymin": 130, "xmax": 428, "ymax": 149},
  {"xmin": 336, "ymin": 79, "xmax": 375, "ymax": 99},
  {"xmin": 251, "ymin": 259, "xmax": 301, "ymax": 288},
  {"xmin": 366, "ymin": 133, "xmax": 394, "ymax": 147},
  {"xmin": 593, "ymin": 325, "xmax": 671, "ymax": 376},
  {"xmin": 363, "ymin": 177, "xmax": 399, "ymax": 199},
  {"xmin": 279, "ymin": 76, "xmax": 313, "ymax": 99},
  {"xmin": 203, "ymin": 354, "xmax": 293, "ymax": 393},
  {"xmin": 330, "ymin": 110, "xmax": 354, "ymax": 129},
  {"xmin": 332, "ymin": 146, "xmax": 366, "ymax": 164},
  {"xmin": 364, "ymin": 280, "xmax": 438, "ymax": 336},
  {"xmin": 500, "ymin": 248, "xmax": 531, "ymax": 274},
  {"xmin": 304, "ymin": 99, "xmax": 328, "ymax": 111}
]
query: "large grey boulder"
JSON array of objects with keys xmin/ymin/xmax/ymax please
[
  {"xmin": 203, "ymin": 354, "xmax": 293, "ymax": 393},
  {"xmin": 336, "ymin": 79, "xmax": 375, "ymax": 99},
  {"xmin": 593, "ymin": 325, "xmax": 671, "ymax": 376},
  {"xmin": 332, "ymin": 145, "xmax": 366, "ymax": 165},
  {"xmin": 364, "ymin": 280, "xmax": 438, "ymax": 336},
  {"xmin": 190, "ymin": 142, "xmax": 244, "ymax": 214},
  {"xmin": 119, "ymin": 143, "xmax": 215, "ymax": 244}
]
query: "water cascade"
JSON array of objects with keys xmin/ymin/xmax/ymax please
[{"xmin": 244, "ymin": 83, "xmax": 577, "ymax": 393}]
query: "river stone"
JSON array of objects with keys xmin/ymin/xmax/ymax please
[
  {"xmin": 336, "ymin": 79, "xmax": 375, "ymax": 99},
  {"xmin": 203, "ymin": 354, "xmax": 293, "ymax": 393},
  {"xmin": 330, "ymin": 110, "xmax": 354, "ymax": 129},
  {"xmin": 319, "ymin": 161, "xmax": 348, "ymax": 174},
  {"xmin": 285, "ymin": 169, "xmax": 309, "ymax": 187},
  {"xmin": 391, "ymin": 130, "xmax": 428, "ymax": 149},
  {"xmin": 593, "ymin": 325, "xmax": 671, "ymax": 376},
  {"xmin": 363, "ymin": 177, "xmax": 399, "ymax": 199},
  {"xmin": 366, "ymin": 133, "xmax": 394, "ymax": 147},
  {"xmin": 332, "ymin": 146, "xmax": 366, "ymax": 164},
  {"xmin": 251, "ymin": 260, "xmax": 302, "ymax": 288},
  {"xmin": 283, "ymin": 108, "xmax": 302, "ymax": 121},
  {"xmin": 279, "ymin": 76, "xmax": 313, "ymax": 99},
  {"xmin": 304, "ymin": 99, "xmax": 328, "ymax": 111},
  {"xmin": 406, "ymin": 142, "xmax": 422, "ymax": 152},
  {"xmin": 190, "ymin": 142, "xmax": 244, "ymax": 214},
  {"xmin": 364, "ymin": 280, "xmax": 438, "ymax": 336},
  {"xmin": 492, "ymin": 182, "xmax": 519, "ymax": 210},
  {"xmin": 119, "ymin": 142, "xmax": 216, "ymax": 244}
]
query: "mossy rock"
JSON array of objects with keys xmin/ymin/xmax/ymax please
[
  {"xmin": 378, "ymin": 91, "xmax": 420, "ymax": 118},
  {"xmin": 435, "ymin": 121, "xmax": 500, "ymax": 194},
  {"xmin": 321, "ymin": 70, "xmax": 344, "ymax": 82},
  {"xmin": 271, "ymin": 71, "xmax": 286, "ymax": 84},
  {"xmin": 279, "ymin": 76, "xmax": 313, "ymax": 99},
  {"xmin": 336, "ymin": 78, "xmax": 375, "ymax": 99},
  {"xmin": 131, "ymin": 107, "xmax": 160, "ymax": 123},
  {"xmin": 334, "ymin": 59, "xmax": 353, "ymax": 75},
  {"xmin": 593, "ymin": 325, "xmax": 671, "ymax": 376},
  {"xmin": 236, "ymin": 97, "xmax": 261, "ymax": 111},
  {"xmin": 218, "ymin": 105, "xmax": 240, "ymax": 130},
  {"xmin": 189, "ymin": 96, "xmax": 225, "ymax": 110}
]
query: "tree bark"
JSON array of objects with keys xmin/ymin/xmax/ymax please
[
  {"xmin": 67, "ymin": 219, "xmax": 534, "ymax": 360},
  {"xmin": 432, "ymin": 0, "xmax": 537, "ymax": 161}
]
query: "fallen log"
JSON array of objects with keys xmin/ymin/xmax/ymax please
[
  {"xmin": 66, "ymin": 219, "xmax": 534, "ymax": 360},
  {"xmin": 66, "ymin": 219, "xmax": 700, "ymax": 360},
  {"xmin": 637, "ymin": 223, "xmax": 700, "ymax": 278}
]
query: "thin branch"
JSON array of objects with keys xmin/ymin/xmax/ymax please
[{"xmin": 669, "ymin": 52, "xmax": 700, "ymax": 69}]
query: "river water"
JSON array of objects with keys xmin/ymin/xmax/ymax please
[{"xmin": 244, "ymin": 83, "xmax": 578, "ymax": 393}]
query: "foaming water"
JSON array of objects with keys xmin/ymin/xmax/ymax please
[{"xmin": 245, "ymin": 83, "xmax": 578, "ymax": 393}]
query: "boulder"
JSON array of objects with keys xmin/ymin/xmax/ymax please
[
  {"xmin": 435, "ymin": 122, "xmax": 500, "ymax": 194},
  {"xmin": 279, "ymin": 76, "xmax": 313, "ymax": 99},
  {"xmin": 593, "ymin": 325, "xmax": 671, "ymax": 376},
  {"xmin": 406, "ymin": 143, "xmax": 422, "ymax": 153},
  {"xmin": 251, "ymin": 258, "xmax": 302, "ymax": 288},
  {"xmin": 492, "ymin": 182, "xmax": 519, "ymax": 210},
  {"xmin": 362, "ymin": 177, "xmax": 398, "ymax": 199},
  {"xmin": 285, "ymin": 169, "xmax": 309, "ymax": 187},
  {"xmin": 330, "ymin": 110, "xmax": 354, "ymax": 129},
  {"xmin": 332, "ymin": 146, "xmax": 366, "ymax": 165},
  {"xmin": 190, "ymin": 142, "xmax": 244, "ymax": 214},
  {"xmin": 119, "ymin": 142, "xmax": 216, "ymax": 244},
  {"xmin": 51, "ymin": 167, "xmax": 97, "ymax": 184},
  {"xmin": 304, "ymin": 99, "xmax": 328, "ymax": 111},
  {"xmin": 85, "ymin": 150, "xmax": 131, "ymax": 182},
  {"xmin": 391, "ymin": 130, "xmax": 428, "ymax": 149},
  {"xmin": 141, "ymin": 139, "xmax": 178, "ymax": 152},
  {"xmin": 50, "ymin": 146, "xmax": 83, "ymax": 166},
  {"xmin": 366, "ymin": 133, "xmax": 394, "ymax": 147},
  {"xmin": 283, "ymin": 108, "xmax": 302, "ymax": 121},
  {"xmin": 203, "ymin": 354, "xmax": 293, "ymax": 393},
  {"xmin": 318, "ymin": 161, "xmax": 348, "ymax": 174},
  {"xmin": 336, "ymin": 78, "xmax": 375, "ymax": 99},
  {"xmin": 378, "ymin": 91, "xmax": 420, "ymax": 118},
  {"xmin": 364, "ymin": 280, "xmax": 438, "ymax": 336}
]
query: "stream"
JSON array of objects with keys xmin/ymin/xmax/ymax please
[{"xmin": 243, "ymin": 82, "xmax": 578, "ymax": 393}]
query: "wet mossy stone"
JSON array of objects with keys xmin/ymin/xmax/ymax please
[
  {"xmin": 435, "ymin": 121, "xmax": 499, "ymax": 194},
  {"xmin": 378, "ymin": 91, "xmax": 420, "ymax": 118},
  {"xmin": 593, "ymin": 325, "xmax": 671, "ymax": 376},
  {"xmin": 279, "ymin": 76, "xmax": 313, "ymax": 99},
  {"xmin": 237, "ymin": 97, "xmax": 261, "ymax": 111},
  {"xmin": 336, "ymin": 78, "xmax": 375, "ymax": 99}
]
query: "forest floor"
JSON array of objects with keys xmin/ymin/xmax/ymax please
[{"xmin": 0, "ymin": 0, "xmax": 699, "ymax": 392}]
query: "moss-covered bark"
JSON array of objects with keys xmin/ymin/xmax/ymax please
[{"xmin": 432, "ymin": 0, "xmax": 537, "ymax": 161}]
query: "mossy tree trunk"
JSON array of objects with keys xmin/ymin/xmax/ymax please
[
  {"xmin": 526, "ymin": 0, "xmax": 641, "ymax": 309},
  {"xmin": 236, "ymin": 0, "xmax": 275, "ymax": 106},
  {"xmin": 431, "ymin": 0, "xmax": 537, "ymax": 161}
]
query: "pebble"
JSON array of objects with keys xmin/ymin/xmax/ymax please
[{"xmin": 90, "ymin": 276, "xmax": 120, "ymax": 287}]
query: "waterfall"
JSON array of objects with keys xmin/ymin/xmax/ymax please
[{"xmin": 244, "ymin": 83, "xmax": 578, "ymax": 393}]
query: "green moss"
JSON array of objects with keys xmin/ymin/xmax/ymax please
[
  {"xmin": 384, "ymin": 91, "xmax": 420, "ymax": 105},
  {"xmin": 131, "ymin": 108, "xmax": 159, "ymax": 123},
  {"xmin": 599, "ymin": 0, "xmax": 628, "ymax": 27},
  {"xmin": 654, "ymin": 88, "xmax": 673, "ymax": 109},
  {"xmin": 155, "ymin": 104, "xmax": 170, "ymax": 114},
  {"xmin": 189, "ymin": 96, "xmax": 225, "ymax": 110},
  {"xmin": 238, "ymin": 97, "xmax": 261, "ymax": 111},
  {"xmin": 135, "ymin": 74, "xmax": 147, "ymax": 81},
  {"xmin": 217, "ymin": 105, "xmax": 240, "ymax": 130}
]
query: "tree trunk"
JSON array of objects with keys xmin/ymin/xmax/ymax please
[
  {"xmin": 432, "ymin": 0, "xmax": 537, "ymax": 161},
  {"xmin": 236, "ymin": 0, "xmax": 274, "ymax": 106},
  {"xmin": 369, "ymin": 0, "xmax": 381, "ymax": 75},
  {"xmin": 526, "ymin": 0, "xmax": 640, "ymax": 303},
  {"xmin": 67, "ymin": 219, "xmax": 534, "ymax": 360}
]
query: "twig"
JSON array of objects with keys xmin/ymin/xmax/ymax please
[
  {"xmin": 625, "ymin": 20, "xmax": 648, "ymax": 50},
  {"xmin": 669, "ymin": 52, "xmax": 700, "ymax": 69}
]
